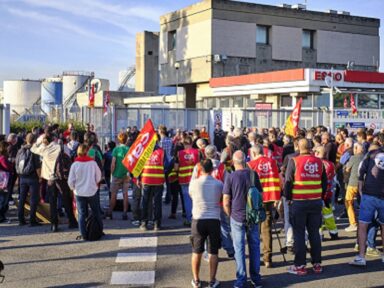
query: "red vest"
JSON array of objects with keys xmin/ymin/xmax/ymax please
[
  {"xmin": 272, "ymin": 143, "xmax": 283, "ymax": 167},
  {"xmin": 248, "ymin": 156, "xmax": 281, "ymax": 202},
  {"xmin": 322, "ymin": 159, "xmax": 335, "ymax": 200},
  {"xmin": 292, "ymin": 155, "xmax": 323, "ymax": 200},
  {"xmin": 141, "ymin": 148, "xmax": 165, "ymax": 186},
  {"xmin": 196, "ymin": 162, "xmax": 226, "ymax": 183},
  {"xmin": 178, "ymin": 148, "xmax": 199, "ymax": 184}
]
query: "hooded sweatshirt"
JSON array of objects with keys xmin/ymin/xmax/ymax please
[{"xmin": 68, "ymin": 156, "xmax": 101, "ymax": 197}]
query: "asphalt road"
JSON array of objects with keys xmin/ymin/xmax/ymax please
[{"xmin": 1, "ymin": 194, "xmax": 383, "ymax": 288}]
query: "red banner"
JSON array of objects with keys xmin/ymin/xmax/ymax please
[
  {"xmin": 350, "ymin": 93, "xmax": 357, "ymax": 115},
  {"xmin": 122, "ymin": 119, "xmax": 158, "ymax": 178},
  {"xmin": 284, "ymin": 98, "xmax": 302, "ymax": 137},
  {"xmin": 89, "ymin": 84, "xmax": 95, "ymax": 108},
  {"xmin": 343, "ymin": 95, "xmax": 348, "ymax": 109}
]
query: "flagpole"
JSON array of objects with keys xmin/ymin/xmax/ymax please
[{"xmin": 329, "ymin": 67, "xmax": 334, "ymax": 133}]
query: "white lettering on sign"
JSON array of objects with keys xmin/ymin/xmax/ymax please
[
  {"xmin": 184, "ymin": 154, "xmax": 195, "ymax": 161},
  {"xmin": 304, "ymin": 159, "xmax": 319, "ymax": 174},
  {"xmin": 258, "ymin": 161, "xmax": 272, "ymax": 174},
  {"xmin": 314, "ymin": 70, "xmax": 343, "ymax": 82},
  {"xmin": 128, "ymin": 132, "xmax": 150, "ymax": 166}
]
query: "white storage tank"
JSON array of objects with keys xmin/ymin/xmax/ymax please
[
  {"xmin": 3, "ymin": 80, "xmax": 41, "ymax": 115},
  {"xmin": 41, "ymin": 78, "xmax": 63, "ymax": 114},
  {"xmin": 62, "ymin": 72, "xmax": 92, "ymax": 104}
]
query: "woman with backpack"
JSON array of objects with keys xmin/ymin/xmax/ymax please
[
  {"xmin": 68, "ymin": 144, "xmax": 102, "ymax": 241},
  {"xmin": 0, "ymin": 141, "xmax": 12, "ymax": 223}
]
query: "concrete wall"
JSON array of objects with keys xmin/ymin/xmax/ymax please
[
  {"xmin": 212, "ymin": 19, "xmax": 256, "ymax": 58},
  {"xmin": 135, "ymin": 31, "xmax": 159, "ymax": 93},
  {"xmin": 317, "ymin": 31, "xmax": 380, "ymax": 66},
  {"xmin": 271, "ymin": 26, "xmax": 302, "ymax": 61}
]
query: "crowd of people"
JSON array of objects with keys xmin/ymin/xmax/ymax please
[{"xmin": 0, "ymin": 121, "xmax": 383, "ymax": 288}]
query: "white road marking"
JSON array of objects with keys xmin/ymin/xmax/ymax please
[
  {"xmin": 119, "ymin": 236, "xmax": 157, "ymax": 248},
  {"xmin": 110, "ymin": 271, "xmax": 155, "ymax": 286},
  {"xmin": 116, "ymin": 252, "xmax": 157, "ymax": 263}
]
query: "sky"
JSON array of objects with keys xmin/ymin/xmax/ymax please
[{"xmin": 0, "ymin": 0, "xmax": 383, "ymax": 90}]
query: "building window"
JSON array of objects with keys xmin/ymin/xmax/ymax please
[
  {"xmin": 314, "ymin": 94, "xmax": 330, "ymax": 108},
  {"xmin": 358, "ymin": 94, "xmax": 379, "ymax": 109},
  {"xmin": 280, "ymin": 95, "xmax": 292, "ymax": 108},
  {"xmin": 219, "ymin": 98, "xmax": 230, "ymax": 108},
  {"xmin": 206, "ymin": 98, "xmax": 216, "ymax": 108},
  {"xmin": 302, "ymin": 29, "xmax": 314, "ymax": 49},
  {"xmin": 301, "ymin": 95, "xmax": 313, "ymax": 108},
  {"xmin": 256, "ymin": 25, "xmax": 269, "ymax": 44},
  {"xmin": 168, "ymin": 30, "xmax": 176, "ymax": 51},
  {"xmin": 233, "ymin": 96, "xmax": 244, "ymax": 108}
]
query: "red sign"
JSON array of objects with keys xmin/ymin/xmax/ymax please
[
  {"xmin": 314, "ymin": 70, "xmax": 343, "ymax": 82},
  {"xmin": 255, "ymin": 103, "xmax": 272, "ymax": 117}
]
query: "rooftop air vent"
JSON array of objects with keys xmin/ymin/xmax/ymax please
[
  {"xmin": 338, "ymin": 11, "xmax": 351, "ymax": 15},
  {"xmin": 278, "ymin": 4, "xmax": 292, "ymax": 8},
  {"xmin": 291, "ymin": 4, "xmax": 306, "ymax": 10},
  {"xmin": 326, "ymin": 10, "xmax": 338, "ymax": 14}
]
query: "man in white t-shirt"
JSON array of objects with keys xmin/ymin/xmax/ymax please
[{"xmin": 189, "ymin": 159, "xmax": 223, "ymax": 288}]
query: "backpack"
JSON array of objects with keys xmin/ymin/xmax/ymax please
[
  {"xmin": 85, "ymin": 214, "xmax": 104, "ymax": 241},
  {"xmin": 246, "ymin": 170, "xmax": 266, "ymax": 226},
  {"xmin": 15, "ymin": 147, "xmax": 35, "ymax": 176},
  {"xmin": 54, "ymin": 151, "xmax": 72, "ymax": 180}
]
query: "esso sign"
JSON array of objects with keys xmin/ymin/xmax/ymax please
[{"xmin": 314, "ymin": 70, "xmax": 343, "ymax": 82}]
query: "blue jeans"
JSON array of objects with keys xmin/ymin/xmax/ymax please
[
  {"xmin": 18, "ymin": 177, "xmax": 39, "ymax": 223},
  {"xmin": 181, "ymin": 184, "xmax": 192, "ymax": 222},
  {"xmin": 76, "ymin": 193, "xmax": 102, "ymax": 238},
  {"xmin": 221, "ymin": 209, "xmax": 234, "ymax": 254},
  {"xmin": 230, "ymin": 218, "xmax": 261, "ymax": 287},
  {"xmin": 367, "ymin": 220, "xmax": 379, "ymax": 248}
]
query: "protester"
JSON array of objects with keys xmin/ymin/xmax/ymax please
[
  {"xmin": 223, "ymin": 150, "xmax": 263, "ymax": 288},
  {"xmin": 31, "ymin": 130, "xmax": 62, "ymax": 232},
  {"xmin": 68, "ymin": 144, "xmax": 102, "ymax": 241},
  {"xmin": 350, "ymin": 133, "xmax": 384, "ymax": 266},
  {"xmin": 248, "ymin": 144, "xmax": 281, "ymax": 268},
  {"xmin": 106, "ymin": 132, "xmax": 130, "ymax": 220},
  {"xmin": 189, "ymin": 159, "xmax": 223, "ymax": 288},
  {"xmin": 0, "ymin": 141, "xmax": 12, "ymax": 223},
  {"xmin": 284, "ymin": 139, "xmax": 327, "ymax": 275},
  {"xmin": 15, "ymin": 133, "xmax": 41, "ymax": 226}
]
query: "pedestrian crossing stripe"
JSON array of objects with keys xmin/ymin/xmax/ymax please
[{"xmin": 110, "ymin": 271, "xmax": 155, "ymax": 286}]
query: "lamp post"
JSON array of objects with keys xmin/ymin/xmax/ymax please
[{"xmin": 174, "ymin": 62, "xmax": 180, "ymax": 128}]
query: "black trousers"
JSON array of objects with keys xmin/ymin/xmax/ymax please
[
  {"xmin": 170, "ymin": 181, "xmax": 184, "ymax": 214},
  {"xmin": 56, "ymin": 179, "xmax": 77, "ymax": 226},
  {"xmin": 289, "ymin": 200, "xmax": 322, "ymax": 266}
]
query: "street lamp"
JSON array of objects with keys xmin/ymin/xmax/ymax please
[{"xmin": 174, "ymin": 62, "xmax": 180, "ymax": 128}]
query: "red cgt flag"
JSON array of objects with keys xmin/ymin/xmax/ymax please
[
  {"xmin": 122, "ymin": 119, "xmax": 158, "ymax": 178},
  {"xmin": 89, "ymin": 83, "xmax": 95, "ymax": 108},
  {"xmin": 103, "ymin": 90, "xmax": 110, "ymax": 117},
  {"xmin": 350, "ymin": 93, "xmax": 357, "ymax": 115},
  {"xmin": 284, "ymin": 98, "xmax": 302, "ymax": 137},
  {"xmin": 343, "ymin": 95, "xmax": 348, "ymax": 109}
]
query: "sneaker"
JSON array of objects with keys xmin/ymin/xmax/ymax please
[
  {"xmin": 131, "ymin": 220, "xmax": 141, "ymax": 227},
  {"xmin": 366, "ymin": 247, "xmax": 382, "ymax": 258},
  {"xmin": 330, "ymin": 233, "xmax": 339, "ymax": 240},
  {"xmin": 250, "ymin": 281, "xmax": 263, "ymax": 288},
  {"xmin": 122, "ymin": 213, "xmax": 128, "ymax": 220},
  {"xmin": 191, "ymin": 279, "xmax": 201, "ymax": 288},
  {"xmin": 207, "ymin": 279, "xmax": 220, "ymax": 288},
  {"xmin": 349, "ymin": 255, "xmax": 366, "ymax": 267},
  {"xmin": 354, "ymin": 244, "xmax": 359, "ymax": 252},
  {"xmin": 140, "ymin": 223, "xmax": 148, "ymax": 231},
  {"xmin": 345, "ymin": 225, "xmax": 358, "ymax": 232},
  {"xmin": 287, "ymin": 265, "xmax": 307, "ymax": 276},
  {"xmin": 105, "ymin": 212, "xmax": 113, "ymax": 220},
  {"xmin": 203, "ymin": 251, "xmax": 209, "ymax": 262},
  {"xmin": 8, "ymin": 200, "xmax": 15, "ymax": 206},
  {"xmin": 312, "ymin": 263, "xmax": 322, "ymax": 274}
]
